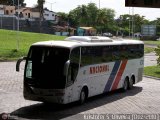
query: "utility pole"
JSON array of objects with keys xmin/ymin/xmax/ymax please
[
  {"xmin": 99, "ymin": 0, "xmax": 100, "ymax": 9},
  {"xmin": 45, "ymin": 1, "xmax": 56, "ymax": 11},
  {"xmin": 17, "ymin": 0, "xmax": 20, "ymax": 51},
  {"xmin": 0, "ymin": 5, "xmax": 3, "ymax": 29},
  {"xmin": 129, "ymin": 7, "xmax": 131, "ymax": 38},
  {"xmin": 0, "ymin": 14, "xmax": 2, "ymax": 29},
  {"xmin": 132, "ymin": 7, "xmax": 134, "ymax": 39},
  {"xmin": 13, "ymin": 0, "xmax": 15, "ymax": 30}
]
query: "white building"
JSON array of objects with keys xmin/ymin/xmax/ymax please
[
  {"xmin": 0, "ymin": 5, "xmax": 4, "ymax": 15},
  {"xmin": 43, "ymin": 9, "xmax": 58, "ymax": 21}
]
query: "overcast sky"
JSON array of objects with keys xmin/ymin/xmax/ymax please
[{"xmin": 24, "ymin": 0, "xmax": 160, "ymax": 21}]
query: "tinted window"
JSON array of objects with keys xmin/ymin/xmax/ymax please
[
  {"xmin": 81, "ymin": 44, "xmax": 144, "ymax": 66},
  {"xmin": 25, "ymin": 46, "xmax": 70, "ymax": 89}
]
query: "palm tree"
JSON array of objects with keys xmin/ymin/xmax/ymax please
[{"xmin": 37, "ymin": 0, "xmax": 45, "ymax": 32}]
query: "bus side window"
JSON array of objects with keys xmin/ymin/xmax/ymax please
[
  {"xmin": 112, "ymin": 45, "xmax": 120, "ymax": 61},
  {"xmin": 67, "ymin": 47, "xmax": 80, "ymax": 86},
  {"xmin": 101, "ymin": 46, "xmax": 111, "ymax": 62},
  {"xmin": 81, "ymin": 47, "xmax": 93, "ymax": 66},
  {"xmin": 120, "ymin": 45, "xmax": 128, "ymax": 59}
]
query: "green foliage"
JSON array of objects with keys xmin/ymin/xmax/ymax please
[
  {"xmin": 155, "ymin": 45, "xmax": 160, "ymax": 66},
  {"xmin": 0, "ymin": 29, "xmax": 66, "ymax": 60},
  {"xmin": 144, "ymin": 66, "xmax": 160, "ymax": 78},
  {"xmin": 117, "ymin": 14, "xmax": 149, "ymax": 36},
  {"xmin": 57, "ymin": 12, "xmax": 69, "ymax": 26},
  {"xmin": 144, "ymin": 47, "xmax": 155, "ymax": 53},
  {"xmin": 68, "ymin": 3, "xmax": 116, "ymax": 33}
]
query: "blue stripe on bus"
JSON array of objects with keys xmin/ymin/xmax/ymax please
[{"xmin": 103, "ymin": 61, "xmax": 121, "ymax": 92}]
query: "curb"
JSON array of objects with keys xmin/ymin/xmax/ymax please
[{"xmin": 143, "ymin": 75, "xmax": 160, "ymax": 80}]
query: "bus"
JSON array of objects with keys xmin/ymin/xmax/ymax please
[{"xmin": 16, "ymin": 36, "xmax": 144, "ymax": 104}]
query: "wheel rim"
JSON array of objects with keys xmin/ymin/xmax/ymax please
[
  {"xmin": 124, "ymin": 80, "xmax": 128, "ymax": 90},
  {"xmin": 80, "ymin": 91, "xmax": 85, "ymax": 103},
  {"xmin": 130, "ymin": 78, "xmax": 134, "ymax": 88}
]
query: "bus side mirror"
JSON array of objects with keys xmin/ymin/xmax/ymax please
[
  {"xmin": 63, "ymin": 60, "xmax": 70, "ymax": 76},
  {"xmin": 16, "ymin": 57, "xmax": 26, "ymax": 72}
]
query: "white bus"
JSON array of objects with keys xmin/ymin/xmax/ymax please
[{"xmin": 16, "ymin": 36, "xmax": 144, "ymax": 104}]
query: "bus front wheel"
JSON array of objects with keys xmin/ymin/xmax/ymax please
[
  {"xmin": 79, "ymin": 89, "xmax": 87, "ymax": 104},
  {"xmin": 122, "ymin": 78, "xmax": 129, "ymax": 92}
]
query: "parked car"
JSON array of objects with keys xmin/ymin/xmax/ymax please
[{"xmin": 102, "ymin": 32, "xmax": 113, "ymax": 37}]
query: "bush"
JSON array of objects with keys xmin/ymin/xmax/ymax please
[{"xmin": 155, "ymin": 45, "xmax": 160, "ymax": 65}]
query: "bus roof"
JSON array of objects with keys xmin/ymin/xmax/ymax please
[{"xmin": 32, "ymin": 36, "xmax": 144, "ymax": 48}]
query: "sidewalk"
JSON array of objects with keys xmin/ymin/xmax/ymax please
[{"xmin": 144, "ymin": 52, "xmax": 158, "ymax": 67}]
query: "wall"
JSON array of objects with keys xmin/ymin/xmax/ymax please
[{"xmin": 0, "ymin": 17, "xmax": 55, "ymax": 34}]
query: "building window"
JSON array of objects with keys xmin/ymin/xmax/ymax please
[
  {"xmin": 52, "ymin": 14, "xmax": 54, "ymax": 16},
  {"xmin": 6, "ymin": 10, "xmax": 9, "ymax": 15},
  {"xmin": 44, "ymin": 14, "xmax": 49, "ymax": 16},
  {"xmin": 11, "ymin": 10, "xmax": 13, "ymax": 13}
]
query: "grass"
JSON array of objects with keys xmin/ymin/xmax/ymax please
[
  {"xmin": 0, "ymin": 29, "xmax": 66, "ymax": 61},
  {"xmin": 0, "ymin": 29, "xmax": 158, "ymax": 60},
  {"xmin": 144, "ymin": 41, "xmax": 160, "ymax": 46},
  {"xmin": 144, "ymin": 66, "xmax": 160, "ymax": 78},
  {"xmin": 144, "ymin": 47, "xmax": 155, "ymax": 53}
]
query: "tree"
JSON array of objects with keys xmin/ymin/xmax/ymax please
[
  {"xmin": 96, "ymin": 8, "xmax": 116, "ymax": 33},
  {"xmin": 37, "ymin": 0, "xmax": 45, "ymax": 20},
  {"xmin": 0, "ymin": 0, "xmax": 26, "ymax": 6},
  {"xmin": 155, "ymin": 46, "xmax": 160, "ymax": 66},
  {"xmin": 68, "ymin": 2, "xmax": 115, "ymax": 33},
  {"xmin": 117, "ymin": 14, "xmax": 149, "ymax": 36},
  {"xmin": 57, "ymin": 12, "xmax": 69, "ymax": 26},
  {"xmin": 86, "ymin": 3, "xmax": 98, "ymax": 26},
  {"xmin": 37, "ymin": 0, "xmax": 45, "ymax": 32},
  {"xmin": 150, "ymin": 18, "xmax": 160, "ymax": 36},
  {"xmin": 69, "ymin": 5, "xmax": 87, "ymax": 27}
]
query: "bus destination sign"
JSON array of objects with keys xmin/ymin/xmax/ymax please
[{"xmin": 125, "ymin": 0, "xmax": 160, "ymax": 8}]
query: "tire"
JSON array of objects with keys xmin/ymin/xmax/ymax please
[
  {"xmin": 122, "ymin": 78, "xmax": 129, "ymax": 92},
  {"xmin": 129, "ymin": 77, "xmax": 134, "ymax": 89},
  {"xmin": 79, "ymin": 89, "xmax": 86, "ymax": 104}
]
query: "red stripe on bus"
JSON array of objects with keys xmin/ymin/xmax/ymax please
[{"xmin": 111, "ymin": 60, "xmax": 128, "ymax": 91}]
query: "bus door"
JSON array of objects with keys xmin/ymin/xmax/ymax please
[{"xmin": 66, "ymin": 47, "xmax": 80, "ymax": 102}]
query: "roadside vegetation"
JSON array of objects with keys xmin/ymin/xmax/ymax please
[
  {"xmin": 144, "ymin": 66, "xmax": 160, "ymax": 78},
  {"xmin": 0, "ymin": 29, "xmax": 158, "ymax": 61},
  {"xmin": 144, "ymin": 47, "xmax": 155, "ymax": 53},
  {"xmin": 144, "ymin": 45, "xmax": 160, "ymax": 78},
  {"xmin": 0, "ymin": 29, "xmax": 66, "ymax": 61},
  {"xmin": 144, "ymin": 41, "xmax": 160, "ymax": 46}
]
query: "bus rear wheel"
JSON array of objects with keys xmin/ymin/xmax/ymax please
[{"xmin": 129, "ymin": 76, "xmax": 134, "ymax": 89}]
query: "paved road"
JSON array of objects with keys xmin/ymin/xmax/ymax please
[
  {"xmin": 144, "ymin": 52, "xmax": 158, "ymax": 67},
  {"xmin": 0, "ymin": 54, "xmax": 159, "ymax": 120}
]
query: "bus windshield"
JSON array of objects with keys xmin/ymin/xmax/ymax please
[{"xmin": 25, "ymin": 46, "xmax": 70, "ymax": 89}]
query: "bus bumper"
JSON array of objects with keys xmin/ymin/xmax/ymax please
[{"xmin": 23, "ymin": 86, "xmax": 66, "ymax": 104}]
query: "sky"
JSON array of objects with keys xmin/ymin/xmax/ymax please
[{"xmin": 24, "ymin": 0, "xmax": 160, "ymax": 21}]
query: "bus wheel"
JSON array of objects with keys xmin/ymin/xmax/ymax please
[
  {"xmin": 129, "ymin": 76, "xmax": 134, "ymax": 89},
  {"xmin": 79, "ymin": 89, "xmax": 86, "ymax": 104},
  {"xmin": 122, "ymin": 78, "xmax": 129, "ymax": 92}
]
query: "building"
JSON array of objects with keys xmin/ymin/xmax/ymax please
[
  {"xmin": 16, "ymin": 7, "xmax": 40, "ymax": 20},
  {"xmin": 77, "ymin": 27, "xmax": 97, "ymax": 36},
  {"xmin": 43, "ymin": 8, "xmax": 59, "ymax": 22},
  {"xmin": 4, "ymin": 5, "xmax": 15, "ymax": 15},
  {"xmin": 0, "ymin": 5, "xmax": 4, "ymax": 15},
  {"xmin": 0, "ymin": 5, "xmax": 59, "ymax": 23}
]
